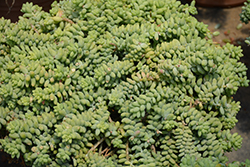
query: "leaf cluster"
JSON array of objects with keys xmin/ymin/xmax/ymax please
[{"xmin": 240, "ymin": 0, "xmax": 250, "ymax": 44}]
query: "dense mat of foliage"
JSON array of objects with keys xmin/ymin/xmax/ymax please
[{"xmin": 0, "ymin": 0, "xmax": 249, "ymax": 166}]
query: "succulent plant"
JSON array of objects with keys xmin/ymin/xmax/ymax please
[
  {"xmin": 240, "ymin": 0, "xmax": 250, "ymax": 44},
  {"xmin": 0, "ymin": 0, "xmax": 249, "ymax": 166}
]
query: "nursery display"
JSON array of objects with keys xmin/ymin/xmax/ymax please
[{"xmin": 0, "ymin": 0, "xmax": 249, "ymax": 166}]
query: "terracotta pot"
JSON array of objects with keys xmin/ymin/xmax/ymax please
[
  {"xmin": 186, "ymin": 0, "xmax": 247, "ymax": 7},
  {"xmin": 0, "ymin": 0, "xmax": 56, "ymax": 22}
]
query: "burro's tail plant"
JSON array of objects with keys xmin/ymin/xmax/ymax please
[
  {"xmin": 240, "ymin": 0, "xmax": 250, "ymax": 44},
  {"xmin": 0, "ymin": 0, "xmax": 249, "ymax": 166}
]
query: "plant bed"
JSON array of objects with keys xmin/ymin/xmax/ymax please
[{"xmin": 0, "ymin": 0, "xmax": 249, "ymax": 166}]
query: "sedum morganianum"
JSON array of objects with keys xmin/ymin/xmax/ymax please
[
  {"xmin": 0, "ymin": 0, "xmax": 248, "ymax": 166},
  {"xmin": 240, "ymin": 0, "xmax": 250, "ymax": 45}
]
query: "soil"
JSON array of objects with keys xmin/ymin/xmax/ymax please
[{"xmin": 0, "ymin": 0, "xmax": 250, "ymax": 166}]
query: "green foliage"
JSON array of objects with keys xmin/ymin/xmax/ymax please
[
  {"xmin": 240, "ymin": 0, "xmax": 250, "ymax": 44},
  {"xmin": 0, "ymin": 0, "xmax": 249, "ymax": 166},
  {"xmin": 240, "ymin": 0, "xmax": 250, "ymax": 24}
]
